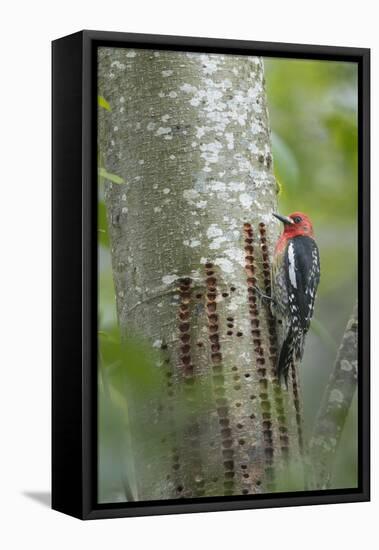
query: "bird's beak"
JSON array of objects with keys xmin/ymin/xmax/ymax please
[{"xmin": 272, "ymin": 212, "xmax": 294, "ymax": 225}]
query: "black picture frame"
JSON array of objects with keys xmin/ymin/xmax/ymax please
[{"xmin": 52, "ymin": 30, "xmax": 370, "ymax": 520}]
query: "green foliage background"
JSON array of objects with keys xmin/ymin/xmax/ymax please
[
  {"xmin": 265, "ymin": 58, "xmax": 358, "ymax": 489},
  {"xmin": 98, "ymin": 57, "xmax": 358, "ymax": 502}
]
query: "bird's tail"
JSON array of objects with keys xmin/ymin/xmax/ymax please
[{"xmin": 277, "ymin": 329, "xmax": 295, "ymax": 387}]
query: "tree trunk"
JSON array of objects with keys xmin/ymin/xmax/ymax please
[
  {"xmin": 310, "ymin": 303, "xmax": 358, "ymax": 489},
  {"xmin": 98, "ymin": 47, "xmax": 304, "ymax": 500}
]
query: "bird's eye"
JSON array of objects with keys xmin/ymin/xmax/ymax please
[{"xmin": 293, "ymin": 216, "xmax": 302, "ymax": 224}]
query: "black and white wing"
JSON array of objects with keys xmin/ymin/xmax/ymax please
[
  {"xmin": 273, "ymin": 235, "xmax": 320, "ymax": 385},
  {"xmin": 284, "ymin": 235, "xmax": 320, "ymax": 335}
]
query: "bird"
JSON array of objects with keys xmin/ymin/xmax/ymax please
[{"xmin": 271, "ymin": 212, "xmax": 320, "ymax": 386}]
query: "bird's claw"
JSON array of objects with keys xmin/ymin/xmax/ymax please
[{"xmin": 253, "ymin": 285, "xmax": 273, "ymax": 303}]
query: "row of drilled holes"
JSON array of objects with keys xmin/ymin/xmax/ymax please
[
  {"xmin": 230, "ymin": 355, "xmax": 258, "ymax": 494},
  {"xmin": 205, "ymin": 262, "xmax": 235, "ymax": 495},
  {"xmin": 258, "ymin": 223, "xmax": 290, "ymax": 457},
  {"xmin": 258, "ymin": 223, "xmax": 303, "ymax": 458},
  {"xmin": 243, "ymin": 223, "xmax": 275, "ymax": 478},
  {"xmin": 161, "ymin": 344, "xmax": 180, "ymax": 490},
  {"xmin": 177, "ymin": 277, "xmax": 205, "ymax": 497}
]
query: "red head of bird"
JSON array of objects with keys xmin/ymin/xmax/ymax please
[{"xmin": 273, "ymin": 211, "xmax": 315, "ymax": 253}]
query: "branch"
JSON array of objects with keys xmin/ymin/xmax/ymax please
[{"xmin": 309, "ymin": 303, "xmax": 358, "ymax": 489}]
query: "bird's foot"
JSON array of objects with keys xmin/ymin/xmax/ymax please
[
  {"xmin": 253, "ymin": 285, "xmax": 274, "ymax": 305},
  {"xmin": 253, "ymin": 285, "xmax": 276, "ymax": 314}
]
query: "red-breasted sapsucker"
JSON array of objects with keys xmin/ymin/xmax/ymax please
[{"xmin": 271, "ymin": 211, "xmax": 320, "ymax": 386}]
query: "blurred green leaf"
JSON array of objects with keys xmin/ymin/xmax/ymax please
[
  {"xmin": 98, "ymin": 167, "xmax": 125, "ymax": 184},
  {"xmin": 98, "ymin": 95, "xmax": 111, "ymax": 111},
  {"xmin": 99, "ymin": 329, "xmax": 164, "ymax": 394},
  {"xmin": 98, "ymin": 201, "xmax": 109, "ymax": 248}
]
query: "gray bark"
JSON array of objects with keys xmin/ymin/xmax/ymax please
[
  {"xmin": 309, "ymin": 304, "xmax": 358, "ymax": 489},
  {"xmin": 98, "ymin": 47, "xmax": 304, "ymax": 500}
]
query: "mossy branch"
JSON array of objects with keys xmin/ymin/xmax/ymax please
[{"xmin": 309, "ymin": 303, "xmax": 358, "ymax": 489}]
